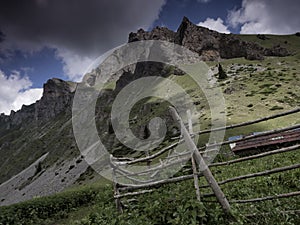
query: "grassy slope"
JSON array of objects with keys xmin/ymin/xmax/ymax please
[
  {"xmin": 0, "ymin": 34, "xmax": 300, "ymax": 225},
  {"xmin": 0, "ymin": 113, "xmax": 77, "ymax": 184}
]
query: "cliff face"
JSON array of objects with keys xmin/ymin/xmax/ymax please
[
  {"xmin": 0, "ymin": 78, "xmax": 77, "ymax": 129},
  {"xmin": 0, "ymin": 78, "xmax": 85, "ymax": 204},
  {"xmin": 35, "ymin": 78, "xmax": 76, "ymax": 121},
  {"xmin": 129, "ymin": 17, "xmax": 290, "ymax": 61}
]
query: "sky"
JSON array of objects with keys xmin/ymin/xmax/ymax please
[{"xmin": 0, "ymin": 0, "xmax": 300, "ymax": 115}]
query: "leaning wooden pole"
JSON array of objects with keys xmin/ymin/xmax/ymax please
[
  {"xmin": 191, "ymin": 156, "xmax": 201, "ymax": 201},
  {"xmin": 169, "ymin": 107, "xmax": 231, "ymax": 214},
  {"xmin": 187, "ymin": 109, "xmax": 201, "ymax": 202}
]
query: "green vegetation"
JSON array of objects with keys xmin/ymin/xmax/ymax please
[
  {"xmin": 0, "ymin": 144, "xmax": 299, "ymax": 225},
  {"xmin": 0, "ymin": 184, "xmax": 101, "ymax": 225}
]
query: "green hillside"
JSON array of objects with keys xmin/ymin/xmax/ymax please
[{"xmin": 0, "ymin": 34, "xmax": 300, "ymax": 224}]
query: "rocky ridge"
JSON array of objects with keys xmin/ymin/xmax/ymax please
[
  {"xmin": 0, "ymin": 78, "xmax": 76, "ymax": 129},
  {"xmin": 0, "ymin": 17, "xmax": 291, "ymax": 128},
  {"xmin": 129, "ymin": 17, "xmax": 290, "ymax": 61}
]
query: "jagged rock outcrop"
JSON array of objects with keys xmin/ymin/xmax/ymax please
[
  {"xmin": 264, "ymin": 45, "xmax": 290, "ymax": 57},
  {"xmin": 1, "ymin": 78, "xmax": 77, "ymax": 128},
  {"xmin": 34, "ymin": 78, "xmax": 76, "ymax": 121},
  {"xmin": 115, "ymin": 62, "xmax": 174, "ymax": 92},
  {"xmin": 129, "ymin": 27, "xmax": 176, "ymax": 43},
  {"xmin": 129, "ymin": 16, "xmax": 290, "ymax": 61},
  {"xmin": 0, "ymin": 78, "xmax": 83, "ymax": 196}
]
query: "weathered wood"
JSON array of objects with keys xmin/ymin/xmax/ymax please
[
  {"xmin": 187, "ymin": 109, "xmax": 201, "ymax": 202},
  {"xmin": 196, "ymin": 123, "xmax": 300, "ymax": 155},
  {"xmin": 200, "ymin": 163, "xmax": 300, "ymax": 188},
  {"xmin": 170, "ymin": 108, "xmax": 300, "ymax": 141},
  {"xmin": 115, "ymin": 189, "xmax": 154, "ymax": 199},
  {"xmin": 187, "ymin": 109, "xmax": 194, "ymax": 135},
  {"xmin": 112, "ymin": 140, "xmax": 183, "ymax": 165},
  {"xmin": 112, "ymin": 155, "xmax": 190, "ymax": 177},
  {"xmin": 163, "ymin": 151, "xmax": 190, "ymax": 160},
  {"xmin": 114, "ymin": 189, "xmax": 216, "ymax": 202},
  {"xmin": 110, "ymin": 123, "xmax": 300, "ymax": 169},
  {"xmin": 191, "ymin": 156, "xmax": 201, "ymax": 201},
  {"xmin": 114, "ymin": 169, "xmax": 158, "ymax": 184},
  {"xmin": 245, "ymin": 210, "xmax": 300, "ymax": 218},
  {"xmin": 196, "ymin": 107, "xmax": 300, "ymax": 135},
  {"xmin": 118, "ymin": 173, "xmax": 198, "ymax": 191},
  {"xmin": 112, "ymin": 168, "xmax": 123, "ymax": 213},
  {"xmin": 210, "ymin": 144, "xmax": 300, "ymax": 167},
  {"xmin": 146, "ymin": 150, "xmax": 151, "ymax": 168},
  {"xmin": 206, "ymin": 123, "xmax": 300, "ymax": 149},
  {"xmin": 231, "ymin": 191, "xmax": 300, "ymax": 203},
  {"xmin": 113, "ymin": 157, "xmax": 135, "ymax": 162},
  {"xmin": 110, "ymin": 108, "xmax": 300, "ymax": 214},
  {"xmin": 116, "ymin": 189, "xmax": 215, "ymax": 199},
  {"xmin": 169, "ymin": 106, "xmax": 231, "ymax": 214}
]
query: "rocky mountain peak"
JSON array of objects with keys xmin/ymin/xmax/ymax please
[
  {"xmin": 0, "ymin": 78, "xmax": 77, "ymax": 128},
  {"xmin": 128, "ymin": 16, "xmax": 290, "ymax": 61},
  {"xmin": 34, "ymin": 78, "xmax": 77, "ymax": 123},
  {"xmin": 181, "ymin": 16, "xmax": 191, "ymax": 24},
  {"xmin": 175, "ymin": 16, "xmax": 198, "ymax": 45},
  {"xmin": 129, "ymin": 25, "xmax": 176, "ymax": 43},
  {"xmin": 43, "ymin": 78, "xmax": 77, "ymax": 99}
]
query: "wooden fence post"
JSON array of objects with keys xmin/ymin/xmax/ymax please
[
  {"xmin": 111, "ymin": 155, "xmax": 123, "ymax": 213},
  {"xmin": 187, "ymin": 109, "xmax": 201, "ymax": 202},
  {"xmin": 191, "ymin": 156, "xmax": 201, "ymax": 201},
  {"xmin": 169, "ymin": 106, "xmax": 231, "ymax": 214}
]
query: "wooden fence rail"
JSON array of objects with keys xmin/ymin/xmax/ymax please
[
  {"xmin": 196, "ymin": 107, "xmax": 300, "ymax": 135},
  {"xmin": 200, "ymin": 163, "xmax": 300, "ymax": 188},
  {"xmin": 203, "ymin": 123, "xmax": 300, "ymax": 150},
  {"xmin": 111, "ymin": 107, "xmax": 300, "ymax": 216},
  {"xmin": 210, "ymin": 144, "xmax": 300, "ymax": 167},
  {"xmin": 231, "ymin": 191, "xmax": 300, "ymax": 204}
]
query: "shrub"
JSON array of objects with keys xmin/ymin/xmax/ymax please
[
  {"xmin": 0, "ymin": 186, "xmax": 100, "ymax": 224},
  {"xmin": 218, "ymin": 64, "xmax": 227, "ymax": 80}
]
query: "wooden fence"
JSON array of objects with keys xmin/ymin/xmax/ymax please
[{"xmin": 110, "ymin": 107, "xmax": 300, "ymax": 216}]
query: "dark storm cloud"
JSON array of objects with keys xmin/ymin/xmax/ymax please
[
  {"xmin": 0, "ymin": 0, "xmax": 165, "ymax": 56},
  {"xmin": 0, "ymin": 30, "xmax": 5, "ymax": 43}
]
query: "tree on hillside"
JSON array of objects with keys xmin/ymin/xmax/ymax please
[{"xmin": 218, "ymin": 63, "xmax": 227, "ymax": 80}]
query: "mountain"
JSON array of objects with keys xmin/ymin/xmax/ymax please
[
  {"xmin": 0, "ymin": 78, "xmax": 86, "ymax": 205},
  {"xmin": 128, "ymin": 17, "xmax": 290, "ymax": 61},
  {"xmin": 1, "ymin": 78, "xmax": 76, "ymax": 128},
  {"xmin": 0, "ymin": 16, "xmax": 299, "ymax": 207}
]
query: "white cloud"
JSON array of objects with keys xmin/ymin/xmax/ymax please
[
  {"xmin": 0, "ymin": 70, "xmax": 43, "ymax": 115},
  {"xmin": 228, "ymin": 0, "xmax": 300, "ymax": 34},
  {"xmin": 197, "ymin": 18, "xmax": 230, "ymax": 34},
  {"xmin": 54, "ymin": 48, "xmax": 94, "ymax": 82}
]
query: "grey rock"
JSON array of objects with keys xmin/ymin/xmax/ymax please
[
  {"xmin": 128, "ymin": 16, "xmax": 290, "ymax": 61},
  {"xmin": 2, "ymin": 78, "xmax": 77, "ymax": 128}
]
